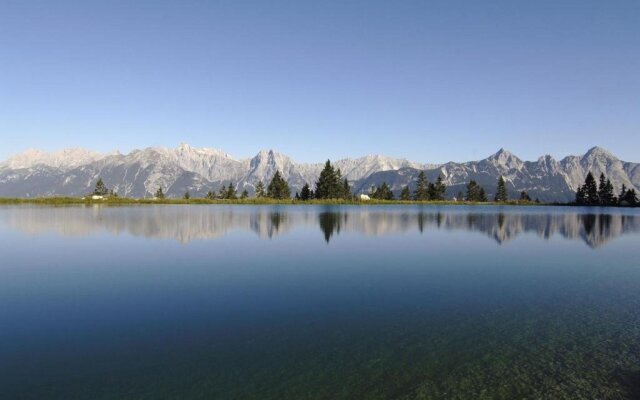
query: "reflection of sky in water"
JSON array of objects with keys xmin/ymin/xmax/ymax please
[{"xmin": 0, "ymin": 205, "xmax": 639, "ymax": 399}]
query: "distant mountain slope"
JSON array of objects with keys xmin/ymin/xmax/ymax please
[
  {"xmin": 0, "ymin": 144, "xmax": 637, "ymax": 202},
  {"xmin": 356, "ymin": 147, "xmax": 639, "ymax": 202}
]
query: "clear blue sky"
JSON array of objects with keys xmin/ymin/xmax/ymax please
[{"xmin": 1, "ymin": 0, "xmax": 639, "ymax": 163}]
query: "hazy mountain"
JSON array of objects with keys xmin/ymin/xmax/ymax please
[{"xmin": 0, "ymin": 144, "xmax": 637, "ymax": 202}]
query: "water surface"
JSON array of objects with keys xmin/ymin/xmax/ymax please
[{"xmin": 1, "ymin": 205, "xmax": 639, "ymax": 399}]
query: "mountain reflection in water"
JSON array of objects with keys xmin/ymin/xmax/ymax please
[{"xmin": 1, "ymin": 205, "xmax": 639, "ymax": 248}]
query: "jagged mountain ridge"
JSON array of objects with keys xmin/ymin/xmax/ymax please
[
  {"xmin": 0, "ymin": 144, "xmax": 637, "ymax": 202},
  {"xmin": 357, "ymin": 147, "xmax": 640, "ymax": 202}
]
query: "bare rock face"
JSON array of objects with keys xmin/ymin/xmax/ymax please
[{"xmin": 0, "ymin": 144, "xmax": 637, "ymax": 201}]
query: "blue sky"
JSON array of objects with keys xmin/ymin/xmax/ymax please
[{"xmin": 1, "ymin": 0, "xmax": 639, "ymax": 163}]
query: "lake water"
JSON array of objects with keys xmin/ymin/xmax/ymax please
[{"xmin": 1, "ymin": 204, "xmax": 640, "ymax": 399}]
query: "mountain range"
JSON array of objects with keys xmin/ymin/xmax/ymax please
[{"xmin": 0, "ymin": 144, "xmax": 638, "ymax": 202}]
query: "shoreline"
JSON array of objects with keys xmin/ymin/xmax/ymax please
[{"xmin": 0, "ymin": 197, "xmax": 554, "ymax": 207}]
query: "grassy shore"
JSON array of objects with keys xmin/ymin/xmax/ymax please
[{"xmin": 0, "ymin": 196, "xmax": 543, "ymax": 206}]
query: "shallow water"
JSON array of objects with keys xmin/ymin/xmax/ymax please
[{"xmin": 1, "ymin": 204, "xmax": 639, "ymax": 399}]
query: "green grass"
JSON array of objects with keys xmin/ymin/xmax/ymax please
[{"xmin": 0, "ymin": 196, "xmax": 544, "ymax": 206}]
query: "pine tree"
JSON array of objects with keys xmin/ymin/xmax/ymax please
[
  {"xmin": 93, "ymin": 178, "xmax": 109, "ymax": 196},
  {"xmin": 205, "ymin": 190, "xmax": 216, "ymax": 200},
  {"xmin": 226, "ymin": 182, "xmax": 237, "ymax": 199},
  {"xmin": 479, "ymin": 187, "xmax": 488, "ymax": 202},
  {"xmin": 494, "ymin": 176, "xmax": 508, "ymax": 202},
  {"xmin": 255, "ymin": 181, "xmax": 266, "ymax": 198},
  {"xmin": 267, "ymin": 170, "xmax": 290, "ymax": 199},
  {"xmin": 300, "ymin": 183, "xmax": 312, "ymax": 201},
  {"xmin": 456, "ymin": 191, "xmax": 465, "ymax": 202},
  {"xmin": 183, "ymin": 191, "xmax": 190, "ymax": 200},
  {"xmin": 372, "ymin": 182, "xmax": 394, "ymax": 200},
  {"xmin": 413, "ymin": 171, "xmax": 429, "ymax": 200},
  {"xmin": 575, "ymin": 185, "xmax": 586, "ymax": 204},
  {"xmin": 619, "ymin": 184, "xmax": 627, "ymax": 205},
  {"xmin": 342, "ymin": 178, "xmax": 351, "ymax": 200},
  {"xmin": 466, "ymin": 180, "xmax": 485, "ymax": 202},
  {"xmin": 583, "ymin": 172, "xmax": 599, "ymax": 205},
  {"xmin": 240, "ymin": 189, "xmax": 249, "ymax": 199},
  {"xmin": 315, "ymin": 160, "xmax": 342, "ymax": 199},
  {"xmin": 400, "ymin": 185, "xmax": 411, "ymax": 201},
  {"xmin": 519, "ymin": 191, "xmax": 532, "ymax": 202},
  {"xmin": 155, "ymin": 187, "xmax": 165, "ymax": 199},
  {"xmin": 598, "ymin": 177, "xmax": 615, "ymax": 205},
  {"xmin": 218, "ymin": 184, "xmax": 228, "ymax": 199},
  {"xmin": 433, "ymin": 175, "xmax": 446, "ymax": 201}
]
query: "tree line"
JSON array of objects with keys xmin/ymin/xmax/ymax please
[{"xmin": 575, "ymin": 172, "xmax": 638, "ymax": 206}]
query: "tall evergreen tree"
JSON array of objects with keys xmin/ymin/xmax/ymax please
[
  {"xmin": 315, "ymin": 160, "xmax": 342, "ymax": 199},
  {"xmin": 598, "ymin": 176, "xmax": 615, "ymax": 205},
  {"xmin": 255, "ymin": 181, "xmax": 266, "ymax": 198},
  {"xmin": 183, "ymin": 191, "xmax": 190, "ymax": 200},
  {"xmin": 154, "ymin": 187, "xmax": 165, "ymax": 199},
  {"xmin": 494, "ymin": 176, "xmax": 508, "ymax": 202},
  {"xmin": 583, "ymin": 172, "xmax": 599, "ymax": 205},
  {"xmin": 267, "ymin": 170, "xmax": 290, "ymax": 199},
  {"xmin": 205, "ymin": 190, "xmax": 216, "ymax": 200},
  {"xmin": 433, "ymin": 175, "xmax": 446, "ymax": 201},
  {"xmin": 478, "ymin": 187, "xmax": 488, "ymax": 202},
  {"xmin": 413, "ymin": 171, "xmax": 429, "ymax": 201},
  {"xmin": 240, "ymin": 189, "xmax": 249, "ymax": 199},
  {"xmin": 400, "ymin": 185, "xmax": 411, "ymax": 201},
  {"xmin": 457, "ymin": 191, "xmax": 465, "ymax": 202},
  {"xmin": 226, "ymin": 182, "xmax": 237, "ymax": 199},
  {"xmin": 372, "ymin": 182, "xmax": 394, "ymax": 200},
  {"xmin": 218, "ymin": 184, "xmax": 228, "ymax": 199},
  {"xmin": 342, "ymin": 178, "xmax": 351, "ymax": 200},
  {"xmin": 519, "ymin": 191, "xmax": 532, "ymax": 201},
  {"xmin": 93, "ymin": 178, "xmax": 109, "ymax": 196},
  {"xmin": 575, "ymin": 185, "xmax": 586, "ymax": 204},
  {"xmin": 619, "ymin": 184, "xmax": 628, "ymax": 205},
  {"xmin": 300, "ymin": 183, "xmax": 312, "ymax": 201}
]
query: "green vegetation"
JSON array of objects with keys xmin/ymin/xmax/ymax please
[
  {"xmin": 575, "ymin": 172, "xmax": 638, "ymax": 206},
  {"xmin": 267, "ymin": 171, "xmax": 290, "ymax": 199},
  {"xmin": 494, "ymin": 176, "xmax": 508, "ymax": 202}
]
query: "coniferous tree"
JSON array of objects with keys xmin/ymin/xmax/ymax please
[
  {"xmin": 400, "ymin": 185, "xmax": 411, "ymax": 201},
  {"xmin": 315, "ymin": 160, "xmax": 343, "ymax": 199},
  {"xmin": 300, "ymin": 183, "xmax": 312, "ymax": 201},
  {"xmin": 433, "ymin": 175, "xmax": 446, "ymax": 201},
  {"xmin": 267, "ymin": 170, "xmax": 290, "ymax": 199},
  {"xmin": 466, "ymin": 180, "xmax": 483, "ymax": 202},
  {"xmin": 372, "ymin": 182, "xmax": 394, "ymax": 200},
  {"xmin": 218, "ymin": 184, "xmax": 228, "ymax": 199},
  {"xmin": 519, "ymin": 191, "xmax": 532, "ymax": 202},
  {"xmin": 494, "ymin": 176, "xmax": 508, "ymax": 202},
  {"xmin": 619, "ymin": 184, "xmax": 627, "ymax": 205},
  {"xmin": 598, "ymin": 176, "xmax": 615, "ymax": 205},
  {"xmin": 622, "ymin": 188, "xmax": 638, "ymax": 206},
  {"xmin": 342, "ymin": 178, "xmax": 351, "ymax": 200},
  {"xmin": 226, "ymin": 182, "xmax": 237, "ymax": 199},
  {"xmin": 255, "ymin": 181, "xmax": 266, "ymax": 198},
  {"xmin": 240, "ymin": 189, "xmax": 249, "ymax": 199},
  {"xmin": 413, "ymin": 171, "xmax": 429, "ymax": 201},
  {"xmin": 575, "ymin": 185, "xmax": 586, "ymax": 205},
  {"xmin": 155, "ymin": 187, "xmax": 165, "ymax": 199},
  {"xmin": 457, "ymin": 191, "xmax": 465, "ymax": 202},
  {"xmin": 205, "ymin": 190, "xmax": 216, "ymax": 200},
  {"xmin": 479, "ymin": 187, "xmax": 488, "ymax": 202},
  {"xmin": 183, "ymin": 191, "xmax": 190, "ymax": 200},
  {"xmin": 93, "ymin": 178, "xmax": 109, "ymax": 196},
  {"xmin": 583, "ymin": 172, "xmax": 599, "ymax": 205}
]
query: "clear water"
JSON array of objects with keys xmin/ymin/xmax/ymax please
[{"xmin": 1, "ymin": 205, "xmax": 639, "ymax": 399}]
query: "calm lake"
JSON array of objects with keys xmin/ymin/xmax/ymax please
[{"xmin": 1, "ymin": 204, "xmax": 640, "ymax": 399}]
